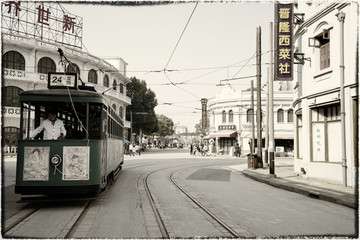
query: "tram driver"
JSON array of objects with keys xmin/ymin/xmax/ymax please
[{"xmin": 30, "ymin": 109, "xmax": 66, "ymax": 140}]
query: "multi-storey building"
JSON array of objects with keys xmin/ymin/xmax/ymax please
[
  {"xmin": 293, "ymin": 1, "xmax": 358, "ymax": 186},
  {"xmin": 2, "ymin": 2, "xmax": 131, "ymax": 154},
  {"xmin": 207, "ymin": 84, "xmax": 294, "ymax": 156}
]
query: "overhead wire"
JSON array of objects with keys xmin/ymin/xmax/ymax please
[{"xmin": 164, "ymin": 1, "xmax": 199, "ymax": 71}]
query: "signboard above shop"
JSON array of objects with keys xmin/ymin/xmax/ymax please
[{"xmin": 274, "ymin": 2, "xmax": 294, "ymax": 81}]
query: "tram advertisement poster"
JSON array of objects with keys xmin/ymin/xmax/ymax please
[
  {"xmin": 23, "ymin": 147, "xmax": 50, "ymax": 181},
  {"xmin": 63, "ymin": 146, "xmax": 90, "ymax": 181}
]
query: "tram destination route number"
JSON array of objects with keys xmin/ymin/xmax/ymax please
[{"xmin": 48, "ymin": 72, "xmax": 78, "ymax": 89}]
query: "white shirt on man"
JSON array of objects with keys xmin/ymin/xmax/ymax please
[{"xmin": 30, "ymin": 118, "xmax": 66, "ymax": 140}]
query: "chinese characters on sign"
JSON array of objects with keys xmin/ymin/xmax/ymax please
[
  {"xmin": 275, "ymin": 2, "xmax": 293, "ymax": 81},
  {"xmin": 312, "ymin": 123, "xmax": 325, "ymax": 162},
  {"xmin": 1, "ymin": 1, "xmax": 83, "ymax": 49},
  {"xmin": 218, "ymin": 125, "xmax": 236, "ymax": 130},
  {"xmin": 201, "ymin": 98, "xmax": 208, "ymax": 129},
  {"xmin": 48, "ymin": 73, "xmax": 78, "ymax": 89}
]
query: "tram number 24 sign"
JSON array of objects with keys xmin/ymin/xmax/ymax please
[{"xmin": 48, "ymin": 73, "xmax": 78, "ymax": 89}]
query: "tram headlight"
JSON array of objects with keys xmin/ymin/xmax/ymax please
[{"xmin": 50, "ymin": 154, "xmax": 62, "ymax": 166}]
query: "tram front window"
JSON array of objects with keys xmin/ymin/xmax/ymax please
[
  {"xmin": 88, "ymin": 104, "xmax": 102, "ymax": 140},
  {"xmin": 21, "ymin": 102, "xmax": 88, "ymax": 140}
]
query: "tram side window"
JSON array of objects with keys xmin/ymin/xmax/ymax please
[{"xmin": 21, "ymin": 103, "xmax": 33, "ymax": 140}]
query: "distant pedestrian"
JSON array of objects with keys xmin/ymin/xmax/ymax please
[
  {"xmin": 129, "ymin": 143, "xmax": 135, "ymax": 156},
  {"xmin": 135, "ymin": 143, "xmax": 141, "ymax": 156},
  {"xmin": 203, "ymin": 145, "xmax": 208, "ymax": 156},
  {"xmin": 125, "ymin": 143, "xmax": 130, "ymax": 155},
  {"xmin": 235, "ymin": 143, "xmax": 241, "ymax": 158},
  {"xmin": 190, "ymin": 144, "xmax": 193, "ymax": 155}
]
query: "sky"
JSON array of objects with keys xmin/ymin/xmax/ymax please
[{"xmin": 62, "ymin": 1, "xmax": 275, "ymax": 132}]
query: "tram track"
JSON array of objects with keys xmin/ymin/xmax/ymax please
[
  {"xmin": 3, "ymin": 202, "xmax": 44, "ymax": 234},
  {"xmin": 141, "ymin": 163, "xmax": 254, "ymax": 238},
  {"xmin": 4, "ymin": 167, "xmax": 119, "ymax": 239}
]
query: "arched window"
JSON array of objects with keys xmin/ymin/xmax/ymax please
[
  {"xmin": 113, "ymin": 80, "xmax": 117, "ymax": 90},
  {"xmin": 112, "ymin": 104, "xmax": 117, "ymax": 111},
  {"xmin": 288, "ymin": 109, "xmax": 294, "ymax": 123},
  {"xmin": 119, "ymin": 106, "xmax": 124, "ymax": 119},
  {"xmin": 222, "ymin": 110, "xmax": 226, "ymax": 123},
  {"xmin": 2, "ymin": 86, "xmax": 23, "ymax": 107},
  {"xmin": 120, "ymin": 83, "xmax": 124, "ymax": 94},
  {"xmin": 277, "ymin": 109, "xmax": 284, "ymax": 123},
  {"xmin": 88, "ymin": 69, "xmax": 98, "ymax": 84},
  {"xmin": 229, "ymin": 110, "xmax": 234, "ymax": 123},
  {"xmin": 247, "ymin": 109, "xmax": 254, "ymax": 123},
  {"xmin": 3, "ymin": 51, "xmax": 25, "ymax": 70},
  {"xmin": 3, "ymin": 127, "xmax": 20, "ymax": 149},
  {"xmin": 38, "ymin": 57, "xmax": 56, "ymax": 74},
  {"xmin": 66, "ymin": 63, "xmax": 80, "ymax": 76},
  {"xmin": 103, "ymin": 75, "xmax": 109, "ymax": 87}
]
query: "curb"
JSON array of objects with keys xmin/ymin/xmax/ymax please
[{"xmin": 242, "ymin": 170, "xmax": 357, "ymax": 209}]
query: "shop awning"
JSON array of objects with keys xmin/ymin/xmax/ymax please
[
  {"xmin": 205, "ymin": 130, "xmax": 237, "ymax": 139},
  {"xmin": 274, "ymin": 131, "xmax": 294, "ymax": 139}
]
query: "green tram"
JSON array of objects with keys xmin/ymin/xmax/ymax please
[{"xmin": 15, "ymin": 73, "xmax": 124, "ymax": 196}]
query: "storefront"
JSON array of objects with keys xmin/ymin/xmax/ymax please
[{"xmin": 206, "ymin": 126, "xmax": 238, "ymax": 155}]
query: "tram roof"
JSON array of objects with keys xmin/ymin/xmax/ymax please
[{"xmin": 20, "ymin": 88, "xmax": 107, "ymax": 104}]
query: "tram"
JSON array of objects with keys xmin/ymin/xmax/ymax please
[{"xmin": 15, "ymin": 73, "xmax": 124, "ymax": 196}]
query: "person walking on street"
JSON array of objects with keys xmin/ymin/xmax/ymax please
[
  {"xmin": 129, "ymin": 143, "xmax": 135, "ymax": 156},
  {"xmin": 203, "ymin": 145, "xmax": 208, "ymax": 156},
  {"xmin": 135, "ymin": 143, "xmax": 141, "ymax": 156},
  {"xmin": 235, "ymin": 143, "xmax": 241, "ymax": 158},
  {"xmin": 190, "ymin": 144, "xmax": 193, "ymax": 155}
]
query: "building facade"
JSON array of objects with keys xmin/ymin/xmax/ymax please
[
  {"xmin": 293, "ymin": 1, "xmax": 358, "ymax": 186},
  {"xmin": 207, "ymin": 84, "xmax": 294, "ymax": 156},
  {"xmin": 2, "ymin": 2, "xmax": 131, "ymax": 154}
]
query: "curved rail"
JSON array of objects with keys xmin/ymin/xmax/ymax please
[
  {"xmin": 142, "ymin": 162, "xmax": 251, "ymax": 238},
  {"xmin": 169, "ymin": 171, "xmax": 241, "ymax": 238},
  {"xmin": 143, "ymin": 170, "xmax": 170, "ymax": 238}
]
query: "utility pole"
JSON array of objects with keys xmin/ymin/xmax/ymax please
[
  {"xmin": 269, "ymin": 22, "xmax": 275, "ymax": 175},
  {"xmin": 256, "ymin": 26, "xmax": 263, "ymax": 166},
  {"xmin": 265, "ymin": 67, "xmax": 269, "ymax": 166},
  {"xmin": 251, "ymin": 80, "xmax": 255, "ymax": 154}
]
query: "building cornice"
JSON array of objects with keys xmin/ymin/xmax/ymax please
[
  {"xmin": 294, "ymin": 1, "xmax": 350, "ymax": 40},
  {"xmin": 2, "ymin": 33, "xmax": 129, "ymax": 81}
]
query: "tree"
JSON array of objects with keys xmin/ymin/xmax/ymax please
[
  {"xmin": 126, "ymin": 77, "xmax": 158, "ymax": 135},
  {"xmin": 157, "ymin": 114, "xmax": 174, "ymax": 137}
]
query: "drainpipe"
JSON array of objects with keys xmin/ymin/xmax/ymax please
[{"xmin": 336, "ymin": 10, "xmax": 347, "ymax": 186}]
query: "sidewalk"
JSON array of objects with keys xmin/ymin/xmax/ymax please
[{"xmin": 237, "ymin": 158, "xmax": 357, "ymax": 209}]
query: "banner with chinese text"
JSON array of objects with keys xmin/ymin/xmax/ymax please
[
  {"xmin": 275, "ymin": 2, "xmax": 294, "ymax": 81},
  {"xmin": 201, "ymin": 98, "xmax": 208, "ymax": 129},
  {"xmin": 1, "ymin": 1, "xmax": 83, "ymax": 49}
]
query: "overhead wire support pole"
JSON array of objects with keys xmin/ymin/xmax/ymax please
[
  {"xmin": 265, "ymin": 67, "xmax": 269, "ymax": 166},
  {"xmin": 256, "ymin": 26, "xmax": 263, "ymax": 167},
  {"xmin": 251, "ymin": 80, "xmax": 255, "ymax": 155},
  {"xmin": 269, "ymin": 22, "xmax": 275, "ymax": 176}
]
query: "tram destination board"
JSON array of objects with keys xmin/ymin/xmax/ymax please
[{"xmin": 48, "ymin": 72, "xmax": 78, "ymax": 89}]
